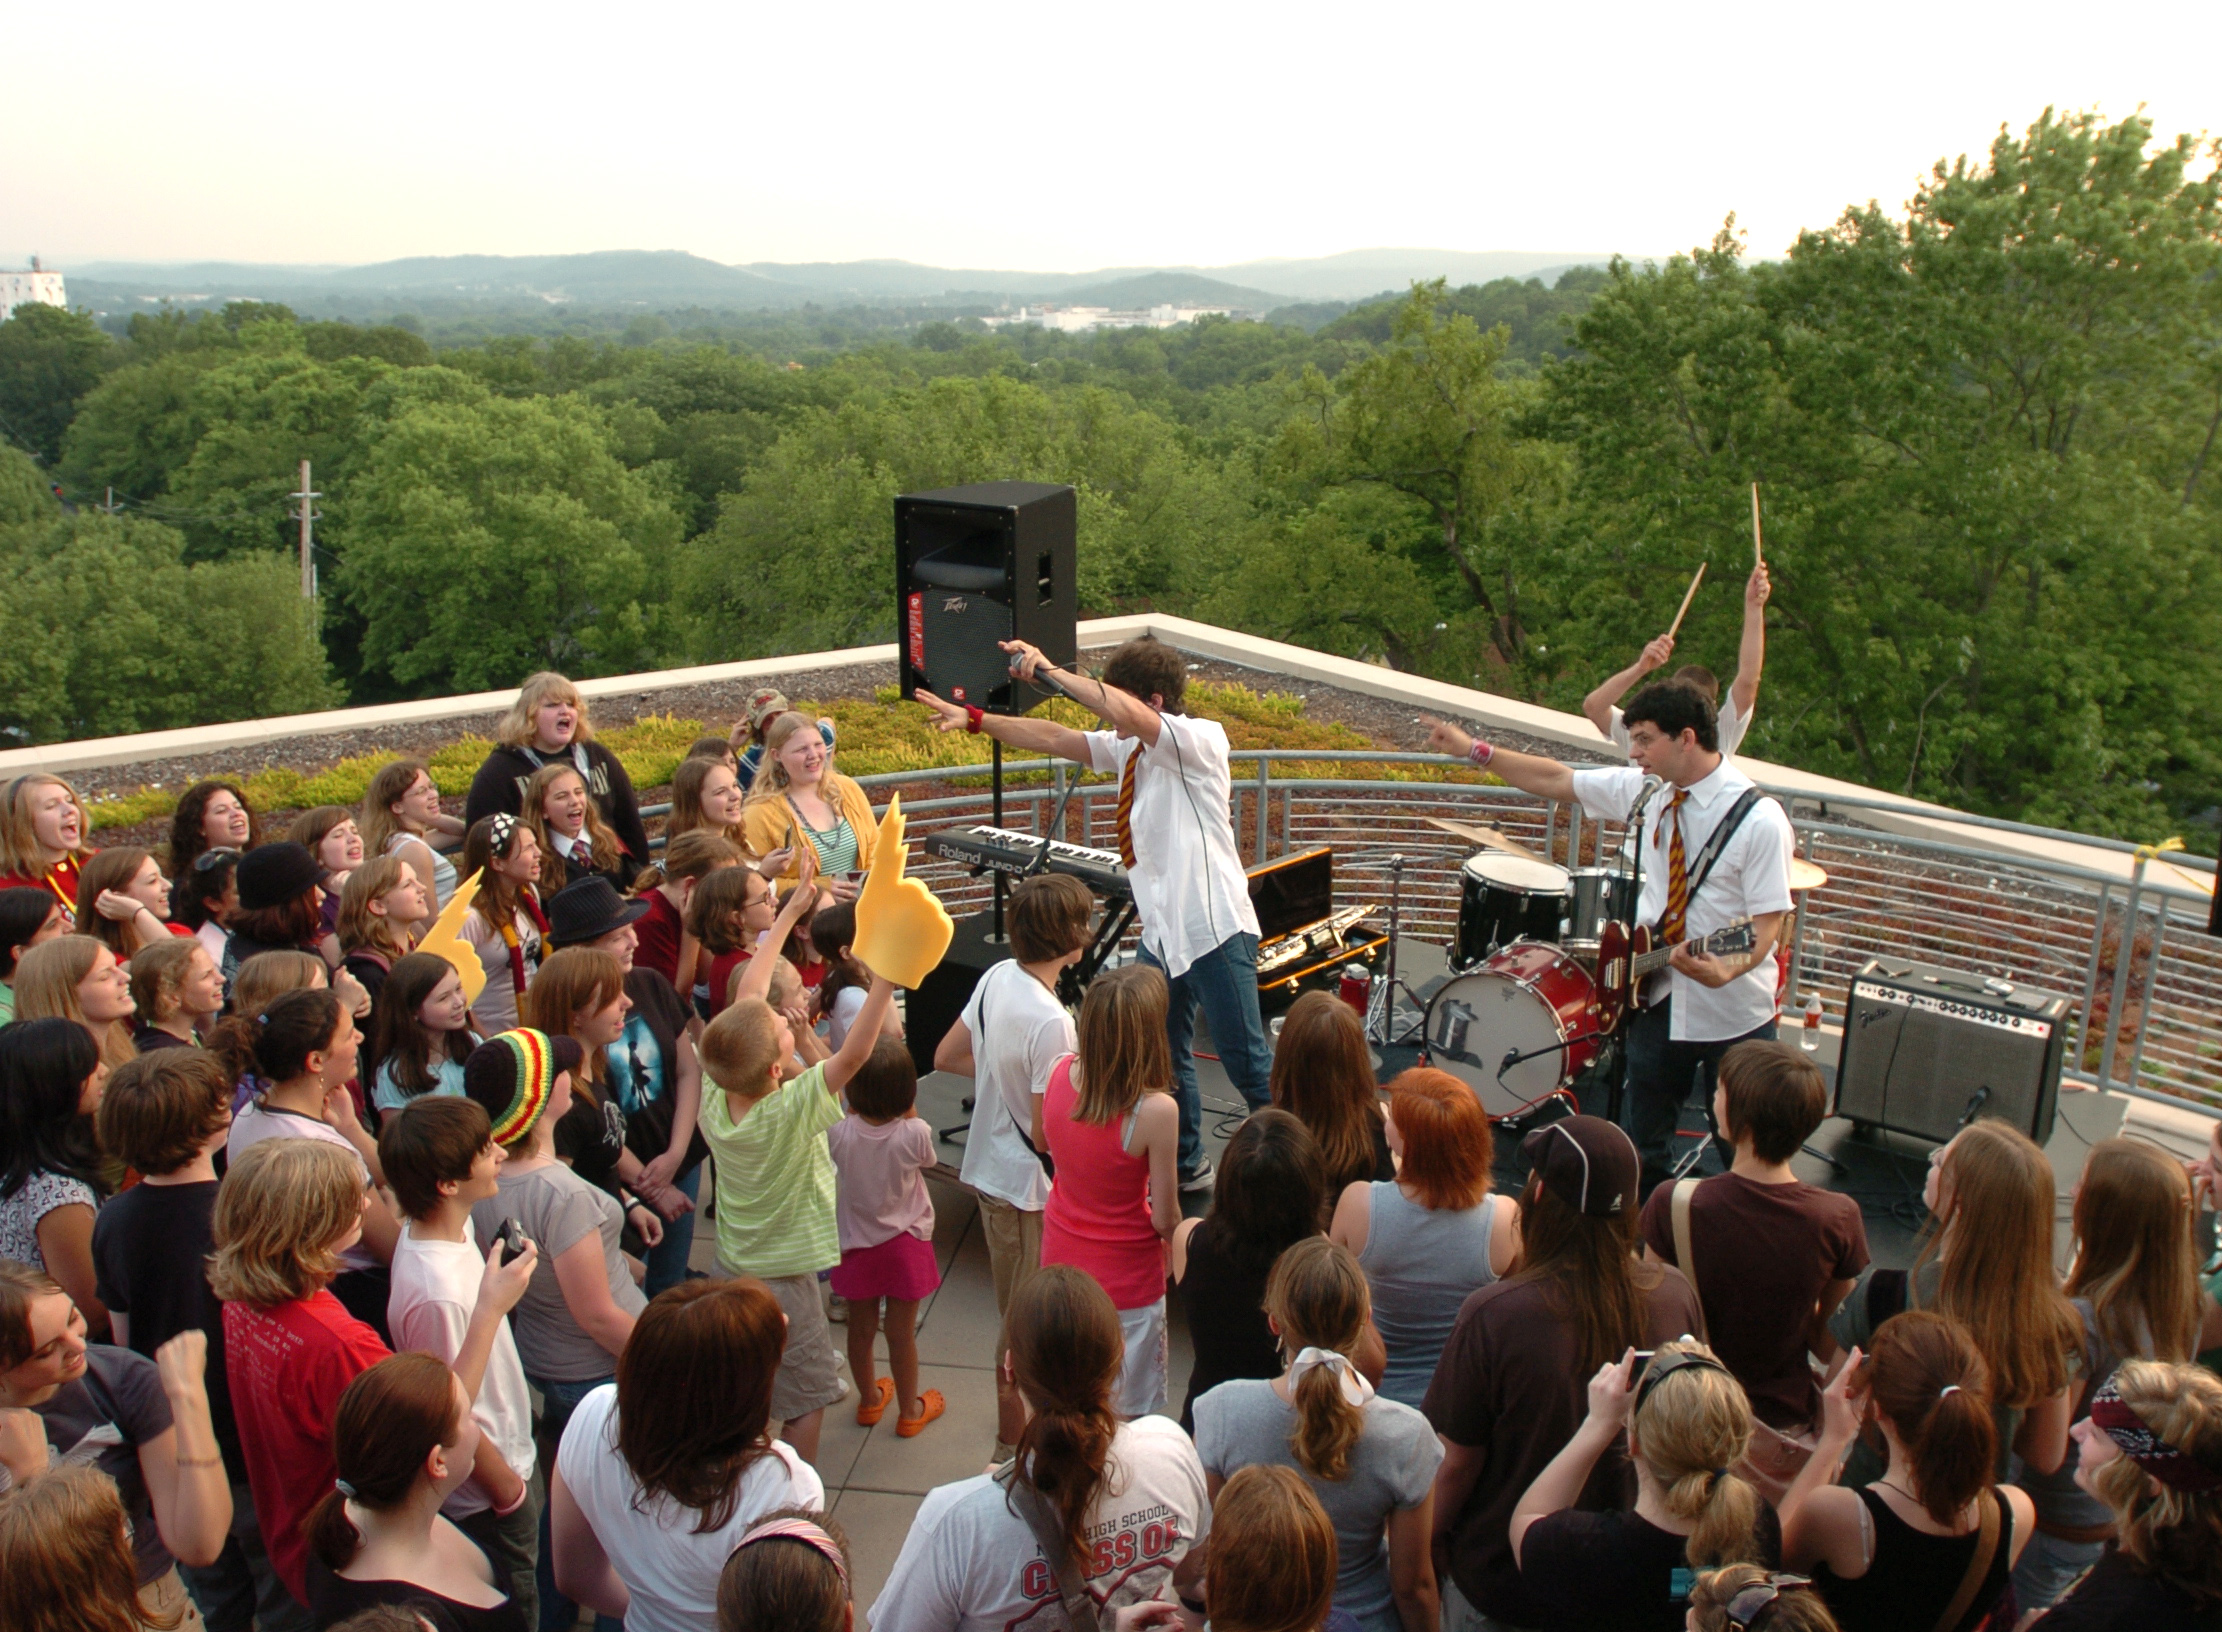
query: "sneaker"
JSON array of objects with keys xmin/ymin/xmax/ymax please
[{"xmin": 1179, "ymin": 1160, "xmax": 1217, "ymax": 1194}]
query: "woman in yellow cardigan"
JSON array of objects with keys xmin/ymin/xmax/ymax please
[{"xmin": 741, "ymin": 711, "xmax": 878, "ymax": 903}]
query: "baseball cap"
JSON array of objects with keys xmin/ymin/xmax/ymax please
[{"xmin": 1521, "ymin": 1115, "xmax": 1641, "ymax": 1218}]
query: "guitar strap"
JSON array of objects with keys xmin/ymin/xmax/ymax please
[{"xmin": 1678, "ymin": 788, "xmax": 1766, "ymax": 907}]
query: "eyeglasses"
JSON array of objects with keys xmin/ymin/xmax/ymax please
[
  {"xmin": 1724, "ymin": 1575, "xmax": 1814, "ymax": 1631},
  {"xmin": 192, "ymin": 848, "xmax": 243, "ymax": 872}
]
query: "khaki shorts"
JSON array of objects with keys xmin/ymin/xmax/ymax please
[
  {"xmin": 762, "ymin": 1271, "xmax": 848, "ymax": 1423},
  {"xmin": 139, "ymin": 1566, "xmax": 206, "ymax": 1632},
  {"xmin": 979, "ymin": 1194, "xmax": 1045, "ymax": 1368}
]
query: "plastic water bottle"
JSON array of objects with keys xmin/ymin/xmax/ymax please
[{"xmin": 1800, "ymin": 991, "xmax": 1824, "ymax": 1052}]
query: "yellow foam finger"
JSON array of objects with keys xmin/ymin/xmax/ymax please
[
  {"xmin": 414, "ymin": 867, "xmax": 488, "ymax": 1007},
  {"xmin": 852, "ymin": 794, "xmax": 954, "ymax": 988}
]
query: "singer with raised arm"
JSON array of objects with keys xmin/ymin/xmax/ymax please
[
  {"xmin": 1424, "ymin": 681, "xmax": 1795, "ymax": 1197},
  {"xmin": 914, "ymin": 634, "xmax": 1265, "ymax": 1193}
]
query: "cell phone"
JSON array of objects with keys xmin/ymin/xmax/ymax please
[
  {"xmin": 1630, "ymin": 1349, "xmax": 1656, "ymax": 1383},
  {"xmin": 496, "ymin": 1218, "xmax": 531, "ymax": 1258},
  {"xmin": 845, "ymin": 870, "xmax": 865, "ymax": 885}
]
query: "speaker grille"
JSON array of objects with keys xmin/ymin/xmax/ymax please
[
  {"xmin": 914, "ymin": 589, "xmax": 1015, "ymax": 706},
  {"xmin": 1833, "ymin": 967, "xmax": 2067, "ymax": 1145}
]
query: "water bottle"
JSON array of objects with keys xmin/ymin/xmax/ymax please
[{"xmin": 1800, "ymin": 991, "xmax": 1824, "ymax": 1052}]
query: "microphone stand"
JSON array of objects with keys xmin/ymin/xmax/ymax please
[{"xmin": 1609, "ymin": 779, "xmax": 1658, "ymax": 1128}]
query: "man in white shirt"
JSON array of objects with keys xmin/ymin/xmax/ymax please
[
  {"xmin": 916, "ymin": 634, "xmax": 1269, "ymax": 1190},
  {"xmin": 932, "ymin": 871, "xmax": 1094, "ymax": 1462},
  {"xmin": 1428, "ymin": 680, "xmax": 1795, "ymax": 1195},
  {"xmin": 378, "ymin": 1096, "xmax": 541, "ymax": 1626},
  {"xmin": 1584, "ymin": 561, "xmax": 1770, "ymax": 757}
]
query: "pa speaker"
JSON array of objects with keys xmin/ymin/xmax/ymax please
[
  {"xmin": 1832, "ymin": 957, "xmax": 2070, "ymax": 1147},
  {"xmin": 902, "ymin": 910, "xmax": 1012, "ymax": 1080},
  {"xmin": 897, "ymin": 481, "xmax": 1077, "ymax": 715}
]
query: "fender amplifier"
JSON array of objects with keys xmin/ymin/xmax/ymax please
[{"xmin": 1832, "ymin": 958, "xmax": 2071, "ymax": 1146}]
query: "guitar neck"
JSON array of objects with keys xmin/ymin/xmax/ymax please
[{"xmin": 1633, "ymin": 923, "xmax": 1753, "ymax": 979}]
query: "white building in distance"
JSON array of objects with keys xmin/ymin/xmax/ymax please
[
  {"xmin": 983, "ymin": 302, "xmax": 1247, "ymax": 334},
  {"xmin": 0, "ymin": 259, "xmax": 68, "ymax": 323}
]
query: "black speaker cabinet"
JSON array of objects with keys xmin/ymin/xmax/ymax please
[
  {"xmin": 902, "ymin": 910, "xmax": 1012, "ymax": 1080},
  {"xmin": 897, "ymin": 482, "xmax": 1077, "ymax": 714},
  {"xmin": 1832, "ymin": 957, "xmax": 2071, "ymax": 1147}
]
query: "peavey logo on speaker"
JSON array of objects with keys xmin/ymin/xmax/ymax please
[{"xmin": 941, "ymin": 595, "xmax": 970, "ymax": 613}]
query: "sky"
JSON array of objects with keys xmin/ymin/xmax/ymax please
[{"xmin": 6, "ymin": 0, "xmax": 2219, "ymax": 273}]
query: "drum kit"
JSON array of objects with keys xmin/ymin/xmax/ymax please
[{"xmin": 1416, "ymin": 815, "xmax": 1825, "ymax": 1123}]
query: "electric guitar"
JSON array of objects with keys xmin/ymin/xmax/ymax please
[{"xmin": 1592, "ymin": 918, "xmax": 1759, "ymax": 1033}]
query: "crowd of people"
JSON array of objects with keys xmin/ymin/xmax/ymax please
[{"xmin": 0, "ymin": 647, "xmax": 2220, "ymax": 1632}]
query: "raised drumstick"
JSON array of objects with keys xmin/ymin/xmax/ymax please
[
  {"xmin": 1665, "ymin": 561, "xmax": 1707, "ymax": 640},
  {"xmin": 1751, "ymin": 482, "xmax": 1765, "ymax": 567}
]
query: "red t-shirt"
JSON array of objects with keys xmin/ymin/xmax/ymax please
[
  {"xmin": 708, "ymin": 946, "xmax": 752, "ymax": 1017},
  {"xmin": 222, "ymin": 1290, "xmax": 389, "ymax": 1602},
  {"xmin": 633, "ymin": 888, "xmax": 684, "ymax": 987}
]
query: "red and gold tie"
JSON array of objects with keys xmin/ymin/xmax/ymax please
[
  {"xmin": 1659, "ymin": 789, "xmax": 1691, "ymax": 944},
  {"xmin": 1115, "ymin": 751, "xmax": 1139, "ymax": 870}
]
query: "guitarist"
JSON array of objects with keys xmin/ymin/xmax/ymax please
[{"xmin": 1425, "ymin": 680, "xmax": 1795, "ymax": 1196}]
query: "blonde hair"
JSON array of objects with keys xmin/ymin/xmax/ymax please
[
  {"xmin": 358, "ymin": 758, "xmax": 434, "ymax": 863},
  {"xmin": 1265, "ymin": 1237, "xmax": 1371, "ymax": 1482},
  {"xmin": 13, "ymin": 934, "xmax": 135, "ymax": 1070},
  {"xmin": 2094, "ymin": 1359, "xmax": 2222, "ymax": 1605},
  {"xmin": 0, "ymin": 775, "xmax": 89, "ymax": 881},
  {"xmin": 127, "ymin": 936, "xmax": 205, "ymax": 1023},
  {"xmin": 337, "ymin": 855, "xmax": 415, "ymax": 963},
  {"xmin": 1924, "ymin": 1120, "xmax": 2079, "ymax": 1406},
  {"xmin": 1071, "ymin": 963, "xmax": 1170, "ymax": 1126},
  {"xmin": 229, "ymin": 950, "xmax": 326, "ymax": 1023},
  {"xmin": 522, "ymin": 761, "xmax": 624, "ymax": 892},
  {"xmin": 522, "ymin": 946, "xmax": 626, "ymax": 1090},
  {"xmin": 1688, "ymin": 1566, "xmax": 1841, "ymax": 1632},
  {"xmin": 2065, "ymin": 1138, "xmax": 2203, "ymax": 1364},
  {"xmin": 1632, "ymin": 1339, "xmax": 1766, "ymax": 1568},
  {"xmin": 743, "ymin": 711, "xmax": 829, "ymax": 804},
  {"xmin": 207, "ymin": 1138, "xmax": 365, "ymax": 1307},
  {"xmin": 0, "ymin": 1464, "xmax": 167, "ymax": 1632},
  {"xmin": 496, "ymin": 672, "xmax": 597, "ymax": 751},
  {"xmin": 762, "ymin": 957, "xmax": 802, "ymax": 1010},
  {"xmin": 632, "ymin": 828, "xmax": 742, "ymax": 898},
  {"xmin": 701, "ymin": 998, "xmax": 785, "ymax": 1096}
]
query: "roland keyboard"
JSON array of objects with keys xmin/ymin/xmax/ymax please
[{"xmin": 922, "ymin": 825, "xmax": 1132, "ymax": 898}]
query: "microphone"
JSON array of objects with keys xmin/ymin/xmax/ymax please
[{"xmin": 1628, "ymin": 774, "xmax": 1664, "ymax": 825}]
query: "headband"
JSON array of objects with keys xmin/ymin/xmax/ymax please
[
  {"xmin": 2088, "ymin": 1374, "xmax": 2222, "ymax": 1494},
  {"xmin": 732, "ymin": 1516, "xmax": 848, "ymax": 1587},
  {"xmin": 1635, "ymin": 1348, "xmax": 1730, "ymax": 1419},
  {"xmin": 487, "ymin": 1029, "xmax": 556, "ymax": 1145},
  {"xmin": 486, "ymin": 813, "xmax": 521, "ymax": 857},
  {"xmin": 1288, "ymin": 1346, "xmax": 1376, "ymax": 1408},
  {"xmin": 1723, "ymin": 1574, "xmax": 1815, "ymax": 1631}
]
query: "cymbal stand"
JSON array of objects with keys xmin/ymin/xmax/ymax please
[{"xmin": 1366, "ymin": 853, "xmax": 1426, "ymax": 1047}]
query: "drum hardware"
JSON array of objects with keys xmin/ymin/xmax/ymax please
[{"xmin": 1365, "ymin": 854, "xmax": 1428, "ymax": 1048}]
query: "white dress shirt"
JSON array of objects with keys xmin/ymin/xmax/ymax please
[
  {"xmin": 1084, "ymin": 713, "xmax": 1260, "ymax": 980},
  {"xmin": 1570, "ymin": 758, "xmax": 1794, "ymax": 1042}
]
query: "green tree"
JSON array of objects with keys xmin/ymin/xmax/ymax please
[{"xmin": 0, "ymin": 304, "xmax": 115, "ymax": 466}]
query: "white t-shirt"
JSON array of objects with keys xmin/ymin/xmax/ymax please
[
  {"xmin": 871, "ymin": 1415, "xmax": 1209, "ymax": 1632},
  {"xmin": 463, "ymin": 906, "xmax": 540, "ymax": 1035},
  {"xmin": 1610, "ymin": 695, "xmax": 1748, "ymax": 758},
  {"xmin": 1084, "ymin": 714, "xmax": 1259, "ymax": 979},
  {"xmin": 821, "ymin": 982, "xmax": 867, "ymax": 1051},
  {"xmin": 386, "ymin": 1221, "xmax": 534, "ymax": 1517},
  {"xmin": 956, "ymin": 960, "xmax": 1075, "ymax": 1213},
  {"xmin": 1569, "ymin": 760, "xmax": 1794, "ymax": 1042},
  {"xmin": 555, "ymin": 1383, "xmax": 825, "ymax": 1632}
]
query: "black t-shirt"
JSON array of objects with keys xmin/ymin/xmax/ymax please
[
  {"xmin": 305, "ymin": 1556, "xmax": 528, "ymax": 1632},
  {"xmin": 554, "ymin": 1082, "xmax": 628, "ymax": 1196},
  {"xmin": 90, "ymin": 1178, "xmax": 239, "ymax": 1476},
  {"xmin": 1521, "ymin": 1503, "xmax": 1784, "ymax": 1632},
  {"xmin": 2031, "ymin": 1546, "xmax": 2208, "ymax": 1632},
  {"xmin": 613, "ymin": 969, "xmax": 699, "ymax": 1169}
]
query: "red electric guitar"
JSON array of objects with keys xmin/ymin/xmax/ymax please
[{"xmin": 1592, "ymin": 918, "xmax": 1758, "ymax": 1034}]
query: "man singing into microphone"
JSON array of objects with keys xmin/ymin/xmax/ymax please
[
  {"xmin": 915, "ymin": 634, "xmax": 1266, "ymax": 1191},
  {"xmin": 1425, "ymin": 682, "xmax": 1795, "ymax": 1195}
]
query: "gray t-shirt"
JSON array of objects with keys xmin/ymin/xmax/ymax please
[
  {"xmin": 471, "ymin": 1161, "xmax": 644, "ymax": 1383},
  {"xmin": 1193, "ymin": 1377, "xmax": 1443, "ymax": 1632}
]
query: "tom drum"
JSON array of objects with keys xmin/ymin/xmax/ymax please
[{"xmin": 1455, "ymin": 853, "xmax": 1569, "ymax": 968}]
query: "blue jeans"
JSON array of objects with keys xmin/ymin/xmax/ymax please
[
  {"xmin": 1141, "ymin": 933, "xmax": 1272, "ymax": 1176},
  {"xmin": 178, "ymin": 1478, "xmax": 313, "ymax": 1632},
  {"xmin": 2012, "ymin": 1529, "xmax": 2104, "ymax": 1610},
  {"xmin": 1623, "ymin": 998, "xmax": 1777, "ymax": 1195},
  {"xmin": 643, "ymin": 1160, "xmax": 701, "ymax": 1296},
  {"xmin": 531, "ymin": 1374, "xmax": 622, "ymax": 1632}
]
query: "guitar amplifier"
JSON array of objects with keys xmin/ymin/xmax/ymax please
[{"xmin": 1832, "ymin": 957, "xmax": 2071, "ymax": 1146}]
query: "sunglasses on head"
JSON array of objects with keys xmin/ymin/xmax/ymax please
[
  {"xmin": 1724, "ymin": 1575, "xmax": 1813, "ymax": 1630},
  {"xmin": 193, "ymin": 847, "xmax": 242, "ymax": 872}
]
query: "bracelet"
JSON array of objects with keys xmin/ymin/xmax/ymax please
[
  {"xmin": 492, "ymin": 1482, "xmax": 532, "ymax": 1517},
  {"xmin": 964, "ymin": 705, "xmax": 984, "ymax": 735},
  {"xmin": 174, "ymin": 1454, "xmax": 224, "ymax": 1468},
  {"xmin": 1468, "ymin": 738, "xmax": 1495, "ymax": 767}
]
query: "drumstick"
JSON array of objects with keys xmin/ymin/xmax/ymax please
[
  {"xmin": 1665, "ymin": 561, "xmax": 1707, "ymax": 640},
  {"xmin": 1751, "ymin": 482, "xmax": 1764, "ymax": 568}
]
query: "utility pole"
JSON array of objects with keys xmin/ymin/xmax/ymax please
[
  {"xmin": 97, "ymin": 487, "xmax": 121, "ymax": 515},
  {"xmin": 290, "ymin": 459, "xmax": 321, "ymax": 600}
]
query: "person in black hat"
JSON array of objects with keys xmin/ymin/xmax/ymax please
[
  {"xmin": 1423, "ymin": 1116, "xmax": 1704, "ymax": 1632},
  {"xmin": 542, "ymin": 876, "xmax": 704, "ymax": 1297},
  {"xmin": 220, "ymin": 842, "xmax": 331, "ymax": 986}
]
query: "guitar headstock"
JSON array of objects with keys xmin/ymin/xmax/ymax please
[{"xmin": 1706, "ymin": 920, "xmax": 1758, "ymax": 959}]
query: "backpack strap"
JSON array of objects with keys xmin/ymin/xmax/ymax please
[
  {"xmin": 997, "ymin": 1465, "xmax": 1100, "ymax": 1632},
  {"xmin": 1931, "ymin": 1488, "xmax": 2001, "ymax": 1632},
  {"xmin": 1670, "ymin": 1178, "xmax": 1709, "ymax": 1342}
]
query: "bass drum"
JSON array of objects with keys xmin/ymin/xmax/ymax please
[
  {"xmin": 1456, "ymin": 853, "xmax": 1570, "ymax": 968},
  {"xmin": 1423, "ymin": 941, "xmax": 1600, "ymax": 1119}
]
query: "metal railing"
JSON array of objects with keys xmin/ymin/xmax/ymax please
[{"xmin": 646, "ymin": 748, "xmax": 2222, "ymax": 1116}]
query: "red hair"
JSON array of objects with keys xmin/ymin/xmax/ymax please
[{"xmin": 1385, "ymin": 1068, "xmax": 1493, "ymax": 1210}]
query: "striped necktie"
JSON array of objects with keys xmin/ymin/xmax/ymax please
[
  {"xmin": 1659, "ymin": 789, "xmax": 1691, "ymax": 943},
  {"xmin": 1115, "ymin": 751, "xmax": 1139, "ymax": 870}
]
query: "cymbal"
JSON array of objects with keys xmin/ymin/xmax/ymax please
[
  {"xmin": 1791, "ymin": 858, "xmax": 1829, "ymax": 893},
  {"xmin": 1423, "ymin": 815, "xmax": 1550, "ymax": 867}
]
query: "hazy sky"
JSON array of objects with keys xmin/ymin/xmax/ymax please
[{"xmin": 7, "ymin": 0, "xmax": 2218, "ymax": 272}]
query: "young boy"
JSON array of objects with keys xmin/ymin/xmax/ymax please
[
  {"xmin": 1637, "ymin": 1039, "xmax": 1866, "ymax": 1496},
  {"xmin": 379, "ymin": 1096, "xmax": 541, "ymax": 1626},
  {"xmin": 699, "ymin": 858, "xmax": 899, "ymax": 1466},
  {"xmin": 932, "ymin": 870, "xmax": 1093, "ymax": 1461}
]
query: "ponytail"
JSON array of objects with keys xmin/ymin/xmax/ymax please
[
  {"xmin": 1632, "ymin": 1340, "xmax": 1765, "ymax": 1568},
  {"xmin": 306, "ymin": 1353, "xmax": 460, "ymax": 1571},
  {"xmin": 207, "ymin": 988, "xmax": 345, "ymax": 1097},
  {"xmin": 1265, "ymin": 1237, "xmax": 1368, "ymax": 1482},
  {"xmin": 1006, "ymin": 1265, "xmax": 1123, "ymax": 1571},
  {"xmin": 1863, "ymin": 1311, "xmax": 1996, "ymax": 1524}
]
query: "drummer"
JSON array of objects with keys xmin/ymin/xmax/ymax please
[
  {"xmin": 1584, "ymin": 561, "xmax": 1769, "ymax": 757},
  {"xmin": 1425, "ymin": 682, "xmax": 1795, "ymax": 1198}
]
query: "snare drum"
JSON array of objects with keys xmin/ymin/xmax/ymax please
[
  {"xmin": 1562, "ymin": 866, "xmax": 1638, "ymax": 952},
  {"xmin": 1422, "ymin": 941, "xmax": 1600, "ymax": 1118},
  {"xmin": 1456, "ymin": 853, "xmax": 1570, "ymax": 968}
]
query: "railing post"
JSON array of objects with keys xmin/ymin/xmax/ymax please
[
  {"xmin": 1787, "ymin": 827, "xmax": 1814, "ymax": 1002},
  {"xmin": 1255, "ymin": 755, "xmax": 1271, "ymax": 865},
  {"xmin": 2098, "ymin": 859, "xmax": 2148, "ymax": 1091},
  {"xmin": 2125, "ymin": 906, "xmax": 2168, "ymax": 1095}
]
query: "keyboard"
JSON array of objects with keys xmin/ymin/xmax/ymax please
[{"xmin": 922, "ymin": 825, "xmax": 1132, "ymax": 898}]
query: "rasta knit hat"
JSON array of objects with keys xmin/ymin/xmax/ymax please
[{"xmin": 463, "ymin": 1028, "xmax": 583, "ymax": 1146}]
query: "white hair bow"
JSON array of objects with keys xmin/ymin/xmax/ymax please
[{"xmin": 1288, "ymin": 1346, "xmax": 1375, "ymax": 1407}]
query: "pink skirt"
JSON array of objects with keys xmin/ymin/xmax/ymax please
[{"xmin": 830, "ymin": 1232, "xmax": 942, "ymax": 1302}]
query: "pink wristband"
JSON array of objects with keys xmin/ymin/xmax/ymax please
[
  {"xmin": 492, "ymin": 1482, "xmax": 531, "ymax": 1517},
  {"xmin": 1468, "ymin": 738, "xmax": 1495, "ymax": 766}
]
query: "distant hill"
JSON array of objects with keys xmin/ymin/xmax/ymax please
[{"xmin": 1050, "ymin": 272, "xmax": 1279, "ymax": 311}]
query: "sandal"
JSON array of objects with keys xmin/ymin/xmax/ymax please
[
  {"xmin": 896, "ymin": 1388, "xmax": 946, "ymax": 1438},
  {"xmin": 855, "ymin": 1376, "xmax": 896, "ymax": 1427}
]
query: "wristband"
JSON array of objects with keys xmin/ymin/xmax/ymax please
[
  {"xmin": 1468, "ymin": 738, "xmax": 1495, "ymax": 767},
  {"xmin": 964, "ymin": 705, "xmax": 984, "ymax": 735},
  {"xmin": 492, "ymin": 1481, "xmax": 532, "ymax": 1517}
]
